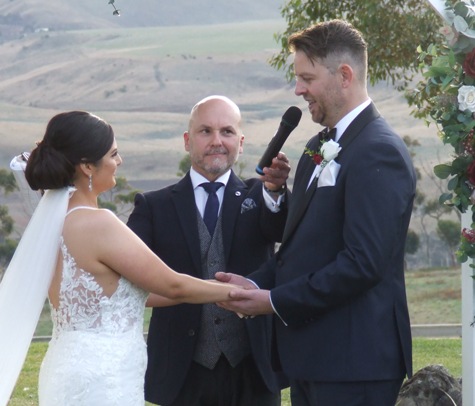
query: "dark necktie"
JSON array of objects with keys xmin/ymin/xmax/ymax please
[{"xmin": 200, "ymin": 182, "xmax": 224, "ymax": 234}]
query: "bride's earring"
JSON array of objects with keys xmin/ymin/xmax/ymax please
[{"xmin": 88, "ymin": 175, "xmax": 93, "ymax": 192}]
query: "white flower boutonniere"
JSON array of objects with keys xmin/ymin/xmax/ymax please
[{"xmin": 304, "ymin": 139, "xmax": 342, "ymax": 169}]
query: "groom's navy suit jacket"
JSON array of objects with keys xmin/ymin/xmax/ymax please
[
  {"xmin": 127, "ymin": 170, "xmax": 288, "ymax": 405},
  {"xmin": 250, "ymin": 103, "xmax": 415, "ymax": 382}
]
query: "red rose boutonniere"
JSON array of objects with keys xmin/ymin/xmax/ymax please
[
  {"xmin": 305, "ymin": 147, "xmax": 324, "ymax": 165},
  {"xmin": 304, "ymin": 139, "xmax": 342, "ymax": 169}
]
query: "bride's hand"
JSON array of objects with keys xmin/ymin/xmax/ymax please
[{"xmin": 214, "ymin": 272, "xmax": 256, "ymax": 290}]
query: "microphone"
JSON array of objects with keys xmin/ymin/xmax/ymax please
[{"xmin": 255, "ymin": 106, "xmax": 302, "ymax": 175}]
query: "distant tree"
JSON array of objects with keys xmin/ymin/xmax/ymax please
[
  {"xmin": 437, "ymin": 219, "xmax": 462, "ymax": 268},
  {"xmin": 0, "ymin": 169, "xmax": 17, "ymax": 195},
  {"xmin": 0, "ymin": 239, "xmax": 17, "ymax": 268},
  {"xmin": 411, "ymin": 190, "xmax": 432, "ymax": 263},
  {"xmin": 0, "ymin": 205, "xmax": 14, "ymax": 242},
  {"xmin": 235, "ymin": 160, "xmax": 247, "ymax": 180},
  {"xmin": 425, "ymin": 198, "xmax": 454, "ymax": 222},
  {"xmin": 270, "ymin": 0, "xmax": 439, "ymax": 88},
  {"xmin": 412, "ymin": 188, "xmax": 457, "ymax": 267},
  {"xmin": 403, "ymin": 135, "xmax": 422, "ymax": 181},
  {"xmin": 405, "ymin": 229, "xmax": 420, "ymax": 256},
  {"xmin": 402, "ymin": 137, "xmax": 434, "ymax": 266},
  {"xmin": 177, "ymin": 154, "xmax": 191, "ymax": 177},
  {"xmin": 405, "ymin": 228, "xmax": 420, "ymax": 270},
  {"xmin": 99, "ymin": 176, "xmax": 141, "ymax": 221},
  {"xmin": 0, "ymin": 169, "xmax": 19, "ymax": 272},
  {"xmin": 401, "ymin": 135, "xmax": 459, "ymax": 267}
]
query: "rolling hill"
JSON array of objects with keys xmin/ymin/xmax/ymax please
[
  {"xmin": 0, "ymin": 0, "xmax": 284, "ymax": 32},
  {"xmin": 0, "ymin": 0, "xmax": 450, "ymax": 239}
]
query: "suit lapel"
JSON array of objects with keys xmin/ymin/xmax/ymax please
[
  {"xmin": 282, "ymin": 134, "xmax": 322, "ymax": 243},
  {"xmin": 221, "ymin": 171, "xmax": 248, "ymax": 262},
  {"xmin": 282, "ymin": 102, "xmax": 380, "ymax": 245},
  {"xmin": 171, "ymin": 174, "xmax": 203, "ymax": 275},
  {"xmin": 337, "ymin": 102, "xmax": 380, "ymax": 153}
]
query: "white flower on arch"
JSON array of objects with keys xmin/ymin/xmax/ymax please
[{"xmin": 458, "ymin": 85, "xmax": 475, "ymax": 112}]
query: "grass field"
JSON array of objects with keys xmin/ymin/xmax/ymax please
[
  {"xmin": 406, "ymin": 267, "xmax": 461, "ymax": 324},
  {"xmin": 80, "ymin": 21, "xmax": 287, "ymax": 56},
  {"xmin": 9, "ymin": 337, "xmax": 462, "ymax": 406}
]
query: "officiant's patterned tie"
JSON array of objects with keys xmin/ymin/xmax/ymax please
[{"xmin": 200, "ymin": 182, "xmax": 224, "ymax": 235}]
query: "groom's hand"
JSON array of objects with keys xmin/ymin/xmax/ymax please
[{"xmin": 217, "ymin": 288, "xmax": 273, "ymax": 317}]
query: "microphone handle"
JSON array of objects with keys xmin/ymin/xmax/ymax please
[{"xmin": 255, "ymin": 128, "xmax": 291, "ymax": 175}]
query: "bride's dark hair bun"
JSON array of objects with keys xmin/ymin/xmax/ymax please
[
  {"xmin": 25, "ymin": 142, "xmax": 75, "ymax": 190},
  {"xmin": 25, "ymin": 111, "xmax": 114, "ymax": 191}
]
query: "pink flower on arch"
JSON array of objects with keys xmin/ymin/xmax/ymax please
[
  {"xmin": 439, "ymin": 25, "xmax": 459, "ymax": 47},
  {"xmin": 462, "ymin": 228, "xmax": 475, "ymax": 244}
]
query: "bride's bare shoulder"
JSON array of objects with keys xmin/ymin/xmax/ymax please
[{"xmin": 65, "ymin": 207, "xmax": 121, "ymax": 230}]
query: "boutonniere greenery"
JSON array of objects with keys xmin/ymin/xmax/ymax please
[{"xmin": 304, "ymin": 139, "xmax": 342, "ymax": 169}]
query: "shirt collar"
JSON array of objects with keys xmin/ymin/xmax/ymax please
[
  {"xmin": 189, "ymin": 167, "xmax": 231, "ymax": 190},
  {"xmin": 333, "ymin": 99, "xmax": 371, "ymax": 142}
]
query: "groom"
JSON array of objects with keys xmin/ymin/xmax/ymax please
[{"xmin": 217, "ymin": 20, "xmax": 416, "ymax": 406}]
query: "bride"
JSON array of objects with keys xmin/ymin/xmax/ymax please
[{"xmin": 0, "ymin": 111, "xmax": 240, "ymax": 405}]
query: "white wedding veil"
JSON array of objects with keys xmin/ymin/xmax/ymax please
[
  {"xmin": 0, "ymin": 156, "xmax": 69, "ymax": 405},
  {"xmin": 9, "ymin": 153, "xmax": 41, "ymax": 216}
]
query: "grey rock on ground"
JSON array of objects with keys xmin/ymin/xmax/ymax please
[{"xmin": 396, "ymin": 364, "xmax": 462, "ymax": 406}]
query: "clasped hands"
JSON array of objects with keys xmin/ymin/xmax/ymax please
[
  {"xmin": 215, "ymin": 272, "xmax": 273, "ymax": 318},
  {"xmin": 214, "ymin": 153, "xmax": 288, "ymax": 318}
]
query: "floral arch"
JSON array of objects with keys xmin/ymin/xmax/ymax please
[
  {"xmin": 414, "ymin": 0, "xmax": 475, "ymax": 261},
  {"xmin": 420, "ymin": 1, "xmax": 475, "ymax": 403}
]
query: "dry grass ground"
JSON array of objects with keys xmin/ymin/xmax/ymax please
[{"xmin": 406, "ymin": 268, "xmax": 461, "ymax": 324}]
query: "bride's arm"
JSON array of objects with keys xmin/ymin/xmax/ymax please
[
  {"xmin": 90, "ymin": 210, "xmax": 238, "ymax": 304},
  {"xmin": 146, "ymin": 279, "xmax": 235, "ymax": 307},
  {"xmin": 146, "ymin": 293, "xmax": 179, "ymax": 307}
]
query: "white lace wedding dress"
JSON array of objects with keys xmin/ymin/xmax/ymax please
[{"xmin": 38, "ymin": 224, "xmax": 148, "ymax": 405}]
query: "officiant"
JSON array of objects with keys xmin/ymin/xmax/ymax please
[{"xmin": 127, "ymin": 95, "xmax": 290, "ymax": 406}]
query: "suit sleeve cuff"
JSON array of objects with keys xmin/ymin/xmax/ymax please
[
  {"xmin": 269, "ymin": 291, "xmax": 288, "ymax": 326},
  {"xmin": 262, "ymin": 185, "xmax": 286, "ymax": 213}
]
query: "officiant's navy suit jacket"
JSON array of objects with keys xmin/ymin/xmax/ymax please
[
  {"xmin": 250, "ymin": 103, "xmax": 415, "ymax": 383},
  {"xmin": 127, "ymin": 170, "xmax": 288, "ymax": 405}
]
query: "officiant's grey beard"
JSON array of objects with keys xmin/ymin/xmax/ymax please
[{"xmin": 197, "ymin": 147, "xmax": 239, "ymax": 176}]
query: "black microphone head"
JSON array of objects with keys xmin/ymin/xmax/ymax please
[
  {"xmin": 281, "ymin": 106, "xmax": 302, "ymax": 129},
  {"xmin": 255, "ymin": 106, "xmax": 302, "ymax": 175}
]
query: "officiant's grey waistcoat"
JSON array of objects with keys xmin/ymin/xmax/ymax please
[{"xmin": 193, "ymin": 213, "xmax": 251, "ymax": 369}]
